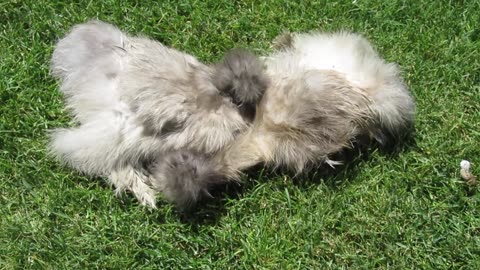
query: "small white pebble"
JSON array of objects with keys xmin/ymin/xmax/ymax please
[{"xmin": 460, "ymin": 160, "xmax": 471, "ymax": 171}]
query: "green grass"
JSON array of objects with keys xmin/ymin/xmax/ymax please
[{"xmin": 1, "ymin": 0, "xmax": 480, "ymax": 268}]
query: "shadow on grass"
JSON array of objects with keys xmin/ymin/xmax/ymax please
[
  {"xmin": 47, "ymin": 128, "xmax": 417, "ymax": 225},
  {"xmin": 178, "ymin": 129, "xmax": 418, "ymax": 225}
]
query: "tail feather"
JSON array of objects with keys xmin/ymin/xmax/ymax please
[
  {"xmin": 272, "ymin": 31, "xmax": 416, "ymax": 143},
  {"xmin": 51, "ymin": 20, "xmax": 126, "ymax": 80},
  {"xmin": 366, "ymin": 64, "xmax": 415, "ymax": 141},
  {"xmin": 51, "ymin": 20, "xmax": 127, "ymax": 122}
]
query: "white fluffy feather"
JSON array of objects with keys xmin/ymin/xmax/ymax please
[{"xmin": 265, "ymin": 31, "xmax": 415, "ymax": 138}]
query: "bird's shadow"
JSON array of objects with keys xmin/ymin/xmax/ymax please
[{"xmin": 176, "ymin": 130, "xmax": 417, "ymax": 226}]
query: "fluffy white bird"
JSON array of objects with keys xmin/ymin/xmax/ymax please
[
  {"xmin": 174, "ymin": 31, "xmax": 416, "ymax": 192},
  {"xmin": 49, "ymin": 20, "xmax": 268, "ymax": 208}
]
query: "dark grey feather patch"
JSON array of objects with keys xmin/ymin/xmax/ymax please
[
  {"xmin": 213, "ymin": 48, "xmax": 269, "ymax": 120},
  {"xmin": 148, "ymin": 151, "xmax": 225, "ymax": 208}
]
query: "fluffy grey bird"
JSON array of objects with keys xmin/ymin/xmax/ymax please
[
  {"xmin": 172, "ymin": 31, "xmax": 416, "ymax": 192},
  {"xmin": 49, "ymin": 20, "xmax": 268, "ymax": 208}
]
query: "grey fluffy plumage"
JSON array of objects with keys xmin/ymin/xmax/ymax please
[
  {"xmin": 202, "ymin": 31, "xmax": 416, "ymax": 184},
  {"xmin": 49, "ymin": 20, "xmax": 265, "ymax": 208}
]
